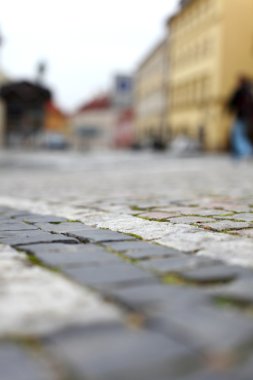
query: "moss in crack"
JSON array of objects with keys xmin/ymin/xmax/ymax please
[
  {"xmin": 197, "ymin": 225, "xmax": 239, "ymax": 234},
  {"xmin": 126, "ymin": 232, "xmax": 144, "ymax": 240},
  {"xmin": 15, "ymin": 247, "xmax": 60, "ymax": 273},
  {"xmin": 213, "ymin": 296, "xmax": 253, "ymax": 316},
  {"xmin": 130, "ymin": 205, "xmax": 155, "ymax": 212},
  {"xmin": 136, "ymin": 215, "xmax": 169, "ymax": 222},
  {"xmin": 163, "ymin": 273, "xmax": 188, "ymax": 286},
  {"xmin": 102, "ymin": 244, "xmax": 140, "ymax": 264},
  {"xmin": 162, "ymin": 273, "xmax": 235, "ymax": 287},
  {"xmin": 8, "ymin": 336, "xmax": 75, "ymax": 380},
  {"xmin": 8, "ymin": 335, "xmax": 42, "ymax": 350}
]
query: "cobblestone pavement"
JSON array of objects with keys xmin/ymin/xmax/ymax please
[{"xmin": 1, "ymin": 151, "xmax": 253, "ymax": 379}]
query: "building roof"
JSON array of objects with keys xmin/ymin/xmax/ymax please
[
  {"xmin": 77, "ymin": 94, "xmax": 112, "ymax": 113},
  {"xmin": 0, "ymin": 80, "xmax": 51, "ymax": 104},
  {"xmin": 46, "ymin": 101, "xmax": 68, "ymax": 118}
]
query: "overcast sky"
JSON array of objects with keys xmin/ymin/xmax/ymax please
[{"xmin": 0, "ymin": 0, "xmax": 178, "ymax": 111}]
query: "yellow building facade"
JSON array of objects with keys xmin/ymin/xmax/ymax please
[
  {"xmin": 134, "ymin": 39, "xmax": 167, "ymax": 143},
  {"xmin": 167, "ymin": 0, "xmax": 253, "ymax": 150}
]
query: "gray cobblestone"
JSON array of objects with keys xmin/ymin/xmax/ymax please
[
  {"xmin": 0, "ymin": 222, "xmax": 38, "ymax": 232},
  {"xmin": 2, "ymin": 153, "xmax": 253, "ymax": 378},
  {"xmin": 106, "ymin": 283, "xmax": 206, "ymax": 312},
  {"xmin": 0, "ymin": 230, "xmax": 77, "ymax": 246},
  {"xmin": 66, "ymin": 228, "xmax": 135, "ymax": 243},
  {"xmin": 103, "ymin": 240, "xmax": 182, "ymax": 259},
  {"xmin": 21, "ymin": 243, "xmax": 122, "ymax": 267},
  {"xmin": 63, "ymin": 261, "xmax": 155, "ymax": 289},
  {"xmin": 0, "ymin": 343, "xmax": 59, "ymax": 380},
  {"xmin": 14, "ymin": 214, "xmax": 67, "ymax": 224},
  {"xmin": 35, "ymin": 222, "xmax": 87, "ymax": 233},
  {"xmin": 149, "ymin": 304, "xmax": 253, "ymax": 353},
  {"xmin": 139, "ymin": 256, "xmax": 213, "ymax": 274},
  {"xmin": 44, "ymin": 324, "xmax": 200, "ymax": 380},
  {"xmin": 177, "ymin": 264, "xmax": 247, "ymax": 284}
]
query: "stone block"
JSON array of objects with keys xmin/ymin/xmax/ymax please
[
  {"xmin": 63, "ymin": 261, "xmax": 154, "ymax": 289},
  {"xmin": 44, "ymin": 324, "xmax": 200, "ymax": 380},
  {"xmin": 0, "ymin": 231, "xmax": 77, "ymax": 246},
  {"xmin": 139, "ymin": 256, "xmax": 212, "ymax": 274},
  {"xmin": 66, "ymin": 228, "xmax": 135, "ymax": 243},
  {"xmin": 104, "ymin": 240, "xmax": 182, "ymax": 260},
  {"xmin": 21, "ymin": 243, "xmax": 122, "ymax": 267},
  {"xmin": 0, "ymin": 343, "xmax": 58, "ymax": 380}
]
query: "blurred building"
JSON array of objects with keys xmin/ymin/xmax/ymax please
[
  {"xmin": 71, "ymin": 93, "xmax": 115, "ymax": 150},
  {"xmin": 72, "ymin": 74, "xmax": 134, "ymax": 150},
  {"xmin": 167, "ymin": 0, "xmax": 253, "ymax": 151},
  {"xmin": 0, "ymin": 80, "xmax": 51, "ymax": 147},
  {"xmin": 114, "ymin": 108, "xmax": 135, "ymax": 148},
  {"xmin": 42, "ymin": 101, "xmax": 70, "ymax": 149},
  {"xmin": 134, "ymin": 39, "xmax": 168, "ymax": 147},
  {"xmin": 0, "ymin": 31, "xmax": 9, "ymax": 147}
]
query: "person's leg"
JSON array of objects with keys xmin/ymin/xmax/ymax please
[{"xmin": 231, "ymin": 119, "xmax": 253, "ymax": 157}]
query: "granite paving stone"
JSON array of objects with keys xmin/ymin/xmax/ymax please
[
  {"xmin": 103, "ymin": 240, "xmax": 183, "ymax": 259},
  {"xmin": 139, "ymin": 255, "xmax": 214, "ymax": 274},
  {"xmin": 137, "ymin": 211, "xmax": 179, "ymax": 220},
  {"xmin": 0, "ymin": 230, "xmax": 78, "ymax": 246},
  {"xmin": 216, "ymin": 213, "xmax": 253, "ymax": 222},
  {"xmin": 234, "ymin": 228, "xmax": 253, "ymax": 238},
  {"xmin": 66, "ymin": 228, "xmax": 135, "ymax": 243},
  {"xmin": 149, "ymin": 304, "xmax": 253, "ymax": 353},
  {"xmin": 177, "ymin": 264, "xmax": 248, "ymax": 284},
  {"xmin": 36, "ymin": 221, "xmax": 88, "ymax": 233},
  {"xmin": 211, "ymin": 276, "xmax": 253, "ymax": 303},
  {"xmin": 13, "ymin": 214, "xmax": 67, "ymax": 224},
  {"xmin": 0, "ymin": 343, "xmax": 59, "ymax": 380},
  {"xmin": 3, "ymin": 153, "xmax": 253, "ymax": 377},
  {"xmin": 20, "ymin": 243, "xmax": 122, "ymax": 267},
  {"xmin": 179, "ymin": 370, "xmax": 239, "ymax": 380},
  {"xmin": 0, "ymin": 222, "xmax": 39, "ymax": 232},
  {"xmin": 199, "ymin": 220, "xmax": 252, "ymax": 231},
  {"xmin": 169, "ymin": 216, "xmax": 215, "ymax": 224},
  {"xmin": 44, "ymin": 324, "xmax": 201, "ymax": 380},
  {"xmin": 0, "ymin": 243, "xmax": 122, "ymax": 336},
  {"xmin": 63, "ymin": 261, "xmax": 155, "ymax": 289},
  {"xmin": 233, "ymin": 354, "xmax": 253, "ymax": 380},
  {"xmin": 106, "ymin": 282, "xmax": 207, "ymax": 312}
]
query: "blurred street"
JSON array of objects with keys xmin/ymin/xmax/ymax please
[{"xmin": 1, "ymin": 151, "xmax": 253, "ymax": 379}]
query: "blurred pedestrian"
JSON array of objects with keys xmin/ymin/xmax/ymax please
[{"xmin": 227, "ymin": 76, "xmax": 253, "ymax": 158}]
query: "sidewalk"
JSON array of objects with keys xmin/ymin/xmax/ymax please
[{"xmin": 1, "ymin": 151, "xmax": 253, "ymax": 379}]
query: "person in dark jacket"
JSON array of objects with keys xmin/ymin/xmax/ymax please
[{"xmin": 227, "ymin": 76, "xmax": 253, "ymax": 158}]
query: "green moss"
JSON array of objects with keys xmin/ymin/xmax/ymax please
[
  {"xmin": 16, "ymin": 247, "xmax": 60, "ymax": 273},
  {"xmin": 214, "ymin": 296, "xmax": 253, "ymax": 316},
  {"xmin": 103, "ymin": 245, "xmax": 139, "ymax": 264},
  {"xmin": 163, "ymin": 273, "xmax": 188, "ymax": 285},
  {"xmin": 162, "ymin": 273, "xmax": 235, "ymax": 287},
  {"xmin": 126, "ymin": 233, "xmax": 144, "ymax": 240},
  {"xmin": 130, "ymin": 205, "xmax": 154, "ymax": 212},
  {"xmin": 136, "ymin": 215, "xmax": 169, "ymax": 222},
  {"xmin": 9, "ymin": 335, "xmax": 42, "ymax": 350}
]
